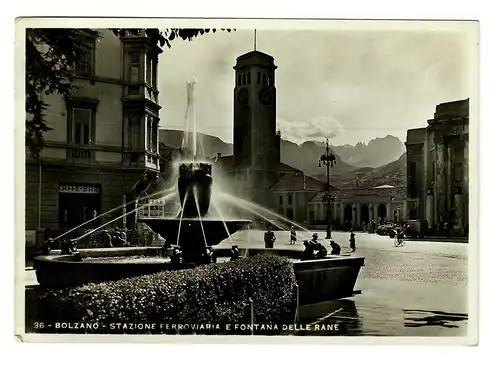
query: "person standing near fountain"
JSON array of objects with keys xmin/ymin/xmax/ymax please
[
  {"xmin": 264, "ymin": 226, "xmax": 276, "ymax": 249},
  {"xmin": 290, "ymin": 226, "xmax": 297, "ymax": 245},
  {"xmin": 350, "ymin": 230, "xmax": 356, "ymax": 253}
]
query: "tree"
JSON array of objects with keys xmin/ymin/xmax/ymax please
[
  {"xmin": 25, "ymin": 28, "xmax": 100, "ymax": 158},
  {"xmin": 26, "ymin": 28, "xmax": 234, "ymax": 158}
]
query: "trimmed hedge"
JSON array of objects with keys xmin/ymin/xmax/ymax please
[{"xmin": 36, "ymin": 254, "xmax": 297, "ymax": 335}]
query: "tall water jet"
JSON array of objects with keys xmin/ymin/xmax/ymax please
[
  {"xmin": 181, "ymin": 78, "xmax": 199, "ymax": 159},
  {"xmin": 138, "ymin": 78, "xmax": 251, "ymax": 265}
]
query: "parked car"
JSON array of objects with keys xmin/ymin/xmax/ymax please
[{"xmin": 376, "ymin": 223, "xmax": 396, "ymax": 236}]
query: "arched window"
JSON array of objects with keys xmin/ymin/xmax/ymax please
[
  {"xmin": 263, "ymin": 74, "xmax": 267, "ymax": 86},
  {"xmin": 238, "ymin": 74, "xmax": 241, "ymax": 86},
  {"xmin": 243, "ymin": 74, "xmax": 246, "ymax": 85},
  {"xmin": 257, "ymin": 71, "xmax": 261, "ymax": 84},
  {"xmin": 247, "ymin": 72, "xmax": 251, "ymax": 84}
]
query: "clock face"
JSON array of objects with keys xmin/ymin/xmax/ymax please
[
  {"xmin": 237, "ymin": 88, "xmax": 249, "ymax": 105},
  {"xmin": 259, "ymin": 87, "xmax": 272, "ymax": 105}
]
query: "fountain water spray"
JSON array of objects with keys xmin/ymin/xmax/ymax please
[
  {"xmin": 54, "ymin": 187, "xmax": 177, "ymax": 241},
  {"xmin": 216, "ymin": 192, "xmax": 310, "ymax": 233},
  {"xmin": 221, "ymin": 196, "xmax": 308, "ymax": 240},
  {"xmin": 194, "ymin": 192, "xmax": 208, "ymax": 248},
  {"xmin": 75, "ymin": 204, "xmax": 148, "ymax": 241}
]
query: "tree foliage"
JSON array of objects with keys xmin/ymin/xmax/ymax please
[
  {"xmin": 109, "ymin": 28, "xmax": 233, "ymax": 49},
  {"xmin": 25, "ymin": 28, "xmax": 100, "ymax": 158},
  {"xmin": 26, "ymin": 28, "xmax": 234, "ymax": 158}
]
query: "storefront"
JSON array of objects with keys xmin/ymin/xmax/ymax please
[{"xmin": 58, "ymin": 183, "xmax": 102, "ymax": 229}]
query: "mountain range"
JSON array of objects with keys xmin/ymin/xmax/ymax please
[{"xmin": 159, "ymin": 129, "xmax": 407, "ymax": 189}]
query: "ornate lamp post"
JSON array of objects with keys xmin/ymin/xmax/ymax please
[{"xmin": 318, "ymin": 139, "xmax": 336, "ymax": 239}]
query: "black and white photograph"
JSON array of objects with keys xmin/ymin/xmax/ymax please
[{"xmin": 15, "ymin": 18, "xmax": 479, "ymax": 343}]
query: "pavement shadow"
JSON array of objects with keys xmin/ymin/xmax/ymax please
[{"xmin": 403, "ymin": 309, "xmax": 468, "ymax": 328}]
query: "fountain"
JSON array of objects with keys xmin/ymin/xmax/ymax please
[
  {"xmin": 137, "ymin": 161, "xmax": 251, "ymax": 264},
  {"xmin": 137, "ymin": 79, "xmax": 251, "ymax": 264}
]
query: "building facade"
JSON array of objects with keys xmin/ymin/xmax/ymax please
[
  {"xmin": 307, "ymin": 185, "xmax": 407, "ymax": 228},
  {"xmin": 405, "ymin": 98, "xmax": 469, "ymax": 236},
  {"xmin": 26, "ymin": 29, "xmax": 162, "ymax": 236}
]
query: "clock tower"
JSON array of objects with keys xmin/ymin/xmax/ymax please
[{"xmin": 233, "ymin": 50, "xmax": 281, "ymax": 206}]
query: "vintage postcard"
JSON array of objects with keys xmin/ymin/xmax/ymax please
[{"xmin": 14, "ymin": 17, "xmax": 479, "ymax": 345}]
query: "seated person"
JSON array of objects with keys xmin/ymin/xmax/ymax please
[
  {"xmin": 302, "ymin": 240, "xmax": 315, "ymax": 260},
  {"xmin": 330, "ymin": 240, "xmax": 341, "ymax": 255},
  {"xmin": 112, "ymin": 227, "xmax": 130, "ymax": 248},
  {"xmin": 316, "ymin": 245, "xmax": 328, "ymax": 259}
]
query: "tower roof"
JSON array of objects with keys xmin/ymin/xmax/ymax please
[{"xmin": 234, "ymin": 50, "xmax": 277, "ymax": 70}]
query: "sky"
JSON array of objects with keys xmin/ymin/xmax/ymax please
[{"xmin": 158, "ymin": 26, "xmax": 475, "ymax": 146}]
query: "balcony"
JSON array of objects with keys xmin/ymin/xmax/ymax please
[{"xmin": 66, "ymin": 145, "xmax": 94, "ymax": 163}]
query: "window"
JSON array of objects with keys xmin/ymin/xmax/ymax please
[
  {"xmin": 257, "ymin": 72, "xmax": 261, "ymax": 84},
  {"xmin": 279, "ymin": 195, "xmax": 283, "ymax": 205},
  {"xmin": 288, "ymin": 194, "xmax": 292, "ymax": 205},
  {"xmin": 453, "ymin": 163, "xmax": 463, "ymax": 183},
  {"xmin": 145, "ymin": 116, "xmax": 158, "ymax": 153},
  {"xmin": 152, "ymin": 120, "xmax": 158, "ymax": 153},
  {"xmin": 242, "ymin": 74, "xmax": 247, "ymax": 85},
  {"xmin": 247, "ymin": 72, "xmax": 251, "ymax": 84},
  {"xmin": 128, "ymin": 114, "xmax": 141, "ymax": 151},
  {"xmin": 128, "ymin": 53, "xmax": 140, "ymax": 83},
  {"xmin": 263, "ymin": 74, "xmax": 267, "ymax": 86},
  {"xmin": 75, "ymin": 37, "xmax": 94, "ymax": 77},
  {"xmin": 72, "ymin": 108, "xmax": 92, "ymax": 145},
  {"xmin": 152, "ymin": 59, "xmax": 158, "ymax": 89},
  {"xmin": 146, "ymin": 56, "xmax": 152, "ymax": 85}
]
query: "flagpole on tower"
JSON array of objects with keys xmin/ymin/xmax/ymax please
[{"xmin": 253, "ymin": 29, "xmax": 257, "ymax": 51}]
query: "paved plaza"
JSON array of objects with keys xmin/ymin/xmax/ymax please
[
  {"xmin": 223, "ymin": 229, "xmax": 469, "ymax": 336},
  {"xmin": 25, "ymin": 229, "xmax": 469, "ymax": 336}
]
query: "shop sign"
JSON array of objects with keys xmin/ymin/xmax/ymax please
[{"xmin": 59, "ymin": 184, "xmax": 100, "ymax": 194}]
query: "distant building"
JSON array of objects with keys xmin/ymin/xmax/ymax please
[
  {"xmin": 405, "ymin": 98, "xmax": 469, "ymax": 236},
  {"xmin": 307, "ymin": 186, "xmax": 407, "ymax": 227},
  {"xmin": 26, "ymin": 29, "xmax": 162, "ymax": 236}
]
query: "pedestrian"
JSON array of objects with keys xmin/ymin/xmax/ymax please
[
  {"xmin": 349, "ymin": 229, "xmax": 356, "ymax": 253},
  {"xmin": 290, "ymin": 226, "xmax": 297, "ymax": 245},
  {"xmin": 330, "ymin": 240, "xmax": 341, "ymax": 255},
  {"xmin": 362, "ymin": 221, "xmax": 366, "ymax": 233},
  {"xmin": 264, "ymin": 226, "xmax": 276, "ymax": 249}
]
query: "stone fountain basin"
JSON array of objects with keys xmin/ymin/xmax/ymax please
[
  {"xmin": 33, "ymin": 246, "xmax": 364, "ymax": 305},
  {"xmin": 137, "ymin": 218, "xmax": 252, "ymax": 247}
]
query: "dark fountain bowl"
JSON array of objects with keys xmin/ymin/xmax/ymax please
[{"xmin": 139, "ymin": 160, "xmax": 252, "ymax": 263}]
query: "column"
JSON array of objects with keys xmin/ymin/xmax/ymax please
[
  {"xmin": 463, "ymin": 134, "xmax": 469, "ymax": 234},
  {"xmin": 373, "ymin": 203, "xmax": 378, "ymax": 223},
  {"xmin": 435, "ymin": 137, "xmax": 447, "ymax": 224},
  {"xmin": 386, "ymin": 202, "xmax": 391, "ymax": 222},
  {"xmin": 339, "ymin": 201, "xmax": 344, "ymax": 222},
  {"xmin": 355, "ymin": 203, "xmax": 361, "ymax": 226},
  {"xmin": 447, "ymin": 142, "xmax": 453, "ymax": 222}
]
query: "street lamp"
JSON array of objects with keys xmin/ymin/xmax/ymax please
[{"xmin": 318, "ymin": 138, "xmax": 337, "ymax": 239}]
